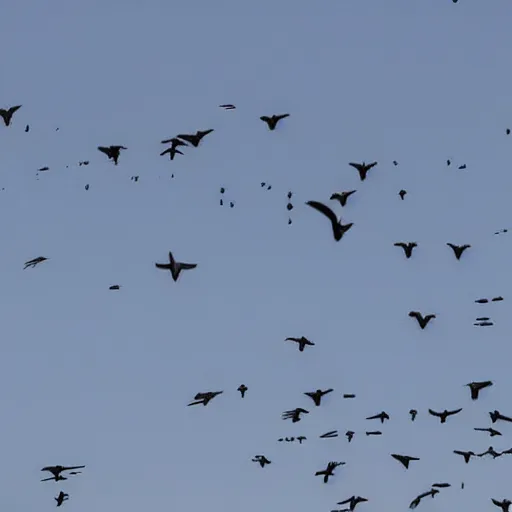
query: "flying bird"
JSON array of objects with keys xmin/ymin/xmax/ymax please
[
  {"xmin": 366, "ymin": 411, "xmax": 390, "ymax": 423},
  {"xmin": 409, "ymin": 311, "xmax": 436, "ymax": 329},
  {"xmin": 346, "ymin": 430, "xmax": 355, "ymax": 442},
  {"xmin": 330, "ymin": 190, "xmax": 356, "ymax": 207},
  {"xmin": 41, "ymin": 466, "xmax": 85, "ymax": 482},
  {"xmin": 155, "ymin": 251, "xmax": 197, "ymax": 282},
  {"xmin": 428, "ymin": 408, "xmax": 462, "ymax": 423},
  {"xmin": 391, "ymin": 453, "xmax": 420, "ymax": 469},
  {"xmin": 409, "ymin": 489, "xmax": 439, "ymax": 509},
  {"xmin": 394, "ymin": 242, "xmax": 417, "ymax": 258},
  {"xmin": 365, "ymin": 431, "xmax": 382, "ymax": 436},
  {"xmin": 492, "ymin": 499, "xmax": 512, "ymax": 512},
  {"xmin": 24, "ymin": 256, "xmax": 48, "ymax": 269},
  {"xmin": 237, "ymin": 384, "xmax": 248, "ymax": 398},
  {"xmin": 349, "ymin": 161, "xmax": 378, "ymax": 181},
  {"xmin": 447, "ymin": 243, "xmax": 471, "ymax": 260},
  {"xmin": 319, "ymin": 430, "xmax": 338, "ymax": 439},
  {"xmin": 285, "ymin": 336, "xmax": 315, "ymax": 352},
  {"xmin": 409, "ymin": 409, "xmax": 418, "ymax": 421},
  {"xmin": 465, "ymin": 380, "xmax": 493, "ymax": 400},
  {"xmin": 489, "ymin": 410, "xmax": 512, "ymax": 423},
  {"xmin": 453, "ymin": 450, "xmax": 475, "ymax": 463},
  {"xmin": 98, "ymin": 145, "xmax": 127, "ymax": 165},
  {"xmin": 304, "ymin": 388, "xmax": 334, "ymax": 406},
  {"xmin": 0, "ymin": 105, "xmax": 22, "ymax": 126},
  {"xmin": 315, "ymin": 461, "xmax": 345, "ymax": 483},
  {"xmin": 109, "ymin": 285, "xmax": 120, "ymax": 290},
  {"xmin": 252, "ymin": 455, "xmax": 271, "ymax": 468},
  {"xmin": 219, "ymin": 104, "xmax": 236, "ymax": 110},
  {"xmin": 337, "ymin": 496, "xmax": 368, "ymax": 511},
  {"xmin": 177, "ymin": 129, "xmax": 214, "ymax": 147},
  {"xmin": 260, "ymin": 113, "xmax": 290, "ymax": 130},
  {"xmin": 478, "ymin": 446, "xmax": 502, "ymax": 458},
  {"xmin": 282, "ymin": 408, "xmax": 309, "ymax": 423},
  {"xmin": 187, "ymin": 391, "xmax": 223, "ymax": 406},
  {"xmin": 474, "ymin": 427, "xmax": 502, "ymax": 437},
  {"xmin": 399, "ymin": 189, "xmax": 407, "ymax": 200},
  {"xmin": 306, "ymin": 200, "xmax": 353, "ymax": 241},
  {"xmin": 55, "ymin": 491, "xmax": 69, "ymax": 507}
]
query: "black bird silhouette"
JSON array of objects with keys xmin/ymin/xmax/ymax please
[
  {"xmin": 282, "ymin": 408, "xmax": 309, "ymax": 422},
  {"xmin": 492, "ymin": 500, "xmax": 512, "ymax": 512},
  {"xmin": 24, "ymin": 256, "xmax": 48, "ymax": 269},
  {"xmin": 365, "ymin": 431, "xmax": 382, "ymax": 436},
  {"xmin": 330, "ymin": 190, "xmax": 356, "ymax": 207},
  {"xmin": 349, "ymin": 161, "xmax": 378, "ymax": 181},
  {"xmin": 409, "ymin": 409, "xmax": 418, "ymax": 421},
  {"xmin": 366, "ymin": 411, "xmax": 390, "ymax": 423},
  {"xmin": 428, "ymin": 408, "xmax": 462, "ymax": 423},
  {"xmin": 391, "ymin": 453, "xmax": 420, "ymax": 469},
  {"xmin": 399, "ymin": 189, "xmax": 407, "ymax": 200},
  {"xmin": 432, "ymin": 483, "xmax": 451, "ymax": 488},
  {"xmin": 155, "ymin": 251, "xmax": 197, "ymax": 282},
  {"xmin": 0, "ymin": 105, "xmax": 22, "ymax": 126},
  {"xmin": 109, "ymin": 285, "xmax": 120, "ymax": 290},
  {"xmin": 219, "ymin": 104, "xmax": 236, "ymax": 110},
  {"xmin": 160, "ymin": 145, "xmax": 185, "ymax": 161},
  {"xmin": 260, "ymin": 113, "xmax": 290, "ymax": 130},
  {"xmin": 465, "ymin": 380, "xmax": 493, "ymax": 400},
  {"xmin": 252, "ymin": 455, "xmax": 271, "ymax": 467},
  {"xmin": 394, "ymin": 242, "xmax": 417, "ymax": 258},
  {"xmin": 98, "ymin": 145, "xmax": 126, "ymax": 165},
  {"xmin": 306, "ymin": 200, "xmax": 353, "ymax": 241},
  {"xmin": 237, "ymin": 384, "xmax": 248, "ymax": 398},
  {"xmin": 478, "ymin": 446, "xmax": 502, "ymax": 458},
  {"xmin": 474, "ymin": 427, "xmax": 502, "ymax": 437},
  {"xmin": 458, "ymin": 164, "xmax": 466, "ymax": 170},
  {"xmin": 492, "ymin": 296, "xmax": 504, "ymax": 301},
  {"xmin": 490, "ymin": 410, "xmax": 512, "ymax": 423},
  {"xmin": 304, "ymin": 388, "xmax": 334, "ymax": 406},
  {"xmin": 315, "ymin": 461, "xmax": 345, "ymax": 483},
  {"xmin": 337, "ymin": 496, "xmax": 368, "ymax": 511},
  {"xmin": 453, "ymin": 450, "xmax": 475, "ymax": 463},
  {"xmin": 41, "ymin": 466, "xmax": 85, "ymax": 482},
  {"xmin": 475, "ymin": 321, "xmax": 494, "ymax": 327},
  {"xmin": 177, "ymin": 129, "xmax": 214, "ymax": 147},
  {"xmin": 409, "ymin": 489, "xmax": 439, "ymax": 509},
  {"xmin": 447, "ymin": 243, "xmax": 471, "ymax": 260},
  {"xmin": 343, "ymin": 394, "xmax": 356, "ymax": 399},
  {"xmin": 285, "ymin": 336, "xmax": 315, "ymax": 352},
  {"xmin": 320, "ymin": 430, "xmax": 338, "ymax": 439},
  {"xmin": 346, "ymin": 430, "xmax": 355, "ymax": 442},
  {"xmin": 409, "ymin": 311, "xmax": 436, "ymax": 329},
  {"xmin": 161, "ymin": 136, "xmax": 188, "ymax": 148},
  {"xmin": 296, "ymin": 436, "xmax": 307, "ymax": 443},
  {"xmin": 475, "ymin": 298, "xmax": 489, "ymax": 303},
  {"xmin": 187, "ymin": 391, "xmax": 223, "ymax": 406},
  {"xmin": 55, "ymin": 491, "xmax": 69, "ymax": 507}
]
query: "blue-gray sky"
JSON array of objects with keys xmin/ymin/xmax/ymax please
[{"xmin": 1, "ymin": 0, "xmax": 512, "ymax": 510}]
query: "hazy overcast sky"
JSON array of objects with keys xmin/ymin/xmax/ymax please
[{"xmin": 1, "ymin": 1, "xmax": 512, "ymax": 511}]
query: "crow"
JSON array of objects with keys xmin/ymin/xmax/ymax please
[
  {"xmin": 409, "ymin": 311, "xmax": 436, "ymax": 329},
  {"xmin": 304, "ymin": 388, "xmax": 334, "ymax": 406},
  {"xmin": 428, "ymin": 408, "xmax": 462, "ymax": 423},
  {"xmin": 155, "ymin": 251, "xmax": 197, "ymax": 282},
  {"xmin": 465, "ymin": 380, "xmax": 493, "ymax": 400},
  {"xmin": 260, "ymin": 114, "xmax": 289, "ymax": 130},
  {"xmin": 98, "ymin": 145, "xmax": 126, "ymax": 165},
  {"xmin": 0, "ymin": 105, "xmax": 22, "ymax": 126},
  {"xmin": 285, "ymin": 336, "xmax": 315, "ymax": 352},
  {"xmin": 349, "ymin": 161, "xmax": 378, "ymax": 181},
  {"xmin": 447, "ymin": 243, "xmax": 471, "ymax": 260},
  {"xmin": 391, "ymin": 453, "xmax": 420, "ymax": 469},
  {"xmin": 306, "ymin": 200, "xmax": 353, "ymax": 241},
  {"xmin": 394, "ymin": 242, "xmax": 417, "ymax": 258},
  {"xmin": 330, "ymin": 190, "xmax": 356, "ymax": 207},
  {"xmin": 453, "ymin": 450, "xmax": 475, "ymax": 463}
]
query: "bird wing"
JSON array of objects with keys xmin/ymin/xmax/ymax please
[
  {"xmin": 394, "ymin": 243, "xmax": 407, "ymax": 249},
  {"xmin": 447, "ymin": 408, "xmax": 462, "ymax": 416},
  {"xmin": 366, "ymin": 162, "xmax": 378, "ymax": 170},
  {"xmin": 260, "ymin": 116, "xmax": 271, "ymax": 123},
  {"xmin": 492, "ymin": 499, "xmax": 501, "ymax": 507},
  {"xmin": 428, "ymin": 409, "xmax": 442, "ymax": 417},
  {"xmin": 61, "ymin": 465, "xmax": 85, "ymax": 472},
  {"xmin": 276, "ymin": 114, "xmax": 290, "ymax": 121},
  {"xmin": 180, "ymin": 263, "xmax": 197, "ymax": 270},
  {"xmin": 155, "ymin": 263, "xmax": 170, "ymax": 269},
  {"xmin": 8, "ymin": 105, "xmax": 21, "ymax": 115},
  {"xmin": 446, "ymin": 243, "xmax": 456, "ymax": 250},
  {"xmin": 97, "ymin": 146, "xmax": 110, "ymax": 156},
  {"xmin": 176, "ymin": 134, "xmax": 195, "ymax": 144},
  {"xmin": 160, "ymin": 148, "xmax": 171, "ymax": 156},
  {"xmin": 348, "ymin": 162, "xmax": 363, "ymax": 171},
  {"xmin": 285, "ymin": 337, "xmax": 300, "ymax": 342},
  {"xmin": 306, "ymin": 200, "xmax": 338, "ymax": 226}
]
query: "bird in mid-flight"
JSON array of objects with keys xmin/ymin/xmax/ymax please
[
  {"xmin": 0, "ymin": 105, "xmax": 22, "ymax": 126},
  {"xmin": 466, "ymin": 380, "xmax": 493, "ymax": 400},
  {"xmin": 315, "ymin": 461, "xmax": 345, "ymax": 483},
  {"xmin": 282, "ymin": 408, "xmax": 309, "ymax": 422},
  {"xmin": 237, "ymin": 384, "xmax": 248, "ymax": 398},
  {"xmin": 394, "ymin": 242, "xmax": 417, "ymax": 258},
  {"xmin": 285, "ymin": 336, "xmax": 315, "ymax": 352},
  {"xmin": 177, "ymin": 129, "xmax": 214, "ymax": 147},
  {"xmin": 491, "ymin": 499, "xmax": 512, "ymax": 512},
  {"xmin": 187, "ymin": 391, "xmax": 223, "ymax": 406},
  {"xmin": 55, "ymin": 491, "xmax": 69, "ymax": 507},
  {"xmin": 252, "ymin": 455, "xmax": 271, "ymax": 467},
  {"xmin": 98, "ymin": 145, "xmax": 127, "ymax": 165},
  {"xmin": 391, "ymin": 453, "xmax": 420, "ymax": 469},
  {"xmin": 474, "ymin": 427, "xmax": 502, "ymax": 437},
  {"xmin": 306, "ymin": 200, "xmax": 353, "ymax": 241},
  {"xmin": 337, "ymin": 496, "xmax": 368, "ymax": 511},
  {"xmin": 447, "ymin": 243, "xmax": 471, "ymax": 260},
  {"xmin": 428, "ymin": 408, "xmax": 463, "ymax": 423},
  {"xmin": 453, "ymin": 450, "xmax": 475, "ymax": 463},
  {"xmin": 24, "ymin": 256, "xmax": 48, "ymax": 269},
  {"xmin": 330, "ymin": 190, "xmax": 356, "ymax": 207},
  {"xmin": 155, "ymin": 251, "xmax": 197, "ymax": 282},
  {"xmin": 260, "ymin": 113, "xmax": 290, "ymax": 130},
  {"xmin": 349, "ymin": 161, "xmax": 378, "ymax": 181},
  {"xmin": 409, "ymin": 311, "xmax": 436, "ymax": 329},
  {"xmin": 366, "ymin": 411, "xmax": 390, "ymax": 423},
  {"xmin": 41, "ymin": 465, "xmax": 85, "ymax": 482},
  {"xmin": 304, "ymin": 388, "xmax": 334, "ymax": 406}
]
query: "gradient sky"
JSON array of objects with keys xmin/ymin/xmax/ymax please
[{"xmin": 1, "ymin": 0, "xmax": 512, "ymax": 511}]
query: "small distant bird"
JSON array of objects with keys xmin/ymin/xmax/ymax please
[
  {"xmin": 306, "ymin": 200, "xmax": 353, "ymax": 241},
  {"xmin": 394, "ymin": 242, "xmax": 417, "ymax": 258},
  {"xmin": 237, "ymin": 384, "xmax": 248, "ymax": 398},
  {"xmin": 458, "ymin": 164, "xmax": 466, "ymax": 170},
  {"xmin": 366, "ymin": 411, "xmax": 390, "ymax": 423},
  {"xmin": 304, "ymin": 388, "xmax": 333, "ymax": 406},
  {"xmin": 345, "ymin": 430, "xmax": 355, "ymax": 442},
  {"xmin": 489, "ymin": 410, "xmax": 512, "ymax": 423},
  {"xmin": 85, "ymin": 184, "xmax": 90, "ymax": 190},
  {"xmin": 492, "ymin": 499, "xmax": 512, "ymax": 512},
  {"xmin": 337, "ymin": 496, "xmax": 368, "ymax": 511},
  {"xmin": 465, "ymin": 380, "xmax": 493, "ymax": 400},
  {"xmin": 409, "ymin": 311, "xmax": 436, "ymax": 329},
  {"xmin": 393, "ymin": 160, "xmax": 398, "ymax": 166},
  {"xmin": 399, "ymin": 189, "xmax": 407, "ymax": 200},
  {"xmin": 25, "ymin": 124, "xmax": 29, "ymax": 132},
  {"xmin": 109, "ymin": 285, "xmax": 120, "ymax": 290},
  {"xmin": 315, "ymin": 461, "xmax": 345, "ymax": 483},
  {"xmin": 474, "ymin": 427, "xmax": 502, "ymax": 437},
  {"xmin": 260, "ymin": 113, "xmax": 290, "ymax": 130},
  {"xmin": 506, "ymin": 128, "xmax": 511, "ymax": 135},
  {"xmin": 365, "ymin": 431, "xmax": 382, "ymax": 436},
  {"xmin": 432, "ymin": 483, "xmax": 451, "ymax": 488},
  {"xmin": 24, "ymin": 257, "xmax": 48, "ymax": 269},
  {"xmin": 285, "ymin": 336, "xmax": 315, "ymax": 352},
  {"xmin": 409, "ymin": 489, "xmax": 439, "ymax": 509},
  {"xmin": 55, "ymin": 491, "xmax": 69, "ymax": 507},
  {"xmin": 453, "ymin": 450, "xmax": 475, "ymax": 463},
  {"xmin": 409, "ymin": 409, "xmax": 418, "ymax": 421},
  {"xmin": 428, "ymin": 408, "xmax": 462, "ymax": 423},
  {"xmin": 252, "ymin": 455, "xmax": 271, "ymax": 468},
  {"xmin": 391, "ymin": 453, "xmax": 420, "ymax": 469},
  {"xmin": 155, "ymin": 251, "xmax": 197, "ymax": 282},
  {"xmin": 349, "ymin": 161, "xmax": 378, "ymax": 181},
  {"xmin": 478, "ymin": 446, "xmax": 502, "ymax": 458},
  {"xmin": 160, "ymin": 143, "xmax": 185, "ymax": 160},
  {"xmin": 475, "ymin": 298, "xmax": 489, "ymax": 303},
  {"xmin": 219, "ymin": 104, "xmax": 236, "ymax": 110},
  {"xmin": 282, "ymin": 408, "xmax": 309, "ymax": 422},
  {"xmin": 41, "ymin": 466, "xmax": 85, "ymax": 482},
  {"xmin": 98, "ymin": 145, "xmax": 126, "ymax": 165},
  {"xmin": 320, "ymin": 430, "xmax": 338, "ymax": 439},
  {"xmin": 296, "ymin": 436, "xmax": 307, "ymax": 443},
  {"xmin": 330, "ymin": 190, "xmax": 356, "ymax": 207},
  {"xmin": 475, "ymin": 321, "xmax": 494, "ymax": 327},
  {"xmin": 187, "ymin": 391, "xmax": 223, "ymax": 406},
  {"xmin": 492, "ymin": 296, "xmax": 504, "ymax": 301},
  {"xmin": 447, "ymin": 243, "xmax": 471, "ymax": 260},
  {"xmin": 177, "ymin": 129, "xmax": 214, "ymax": 147},
  {"xmin": 0, "ymin": 105, "xmax": 22, "ymax": 126},
  {"xmin": 38, "ymin": 166, "xmax": 49, "ymax": 172},
  {"xmin": 343, "ymin": 394, "xmax": 356, "ymax": 399}
]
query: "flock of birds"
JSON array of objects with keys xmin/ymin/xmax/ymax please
[{"xmin": 2, "ymin": 100, "xmax": 511, "ymax": 510}]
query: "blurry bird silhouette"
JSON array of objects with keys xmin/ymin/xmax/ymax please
[
  {"xmin": 260, "ymin": 113, "xmax": 289, "ymax": 130},
  {"xmin": 155, "ymin": 251, "xmax": 197, "ymax": 282},
  {"xmin": 349, "ymin": 161, "xmax": 378, "ymax": 181},
  {"xmin": 98, "ymin": 145, "xmax": 126, "ymax": 165},
  {"xmin": 0, "ymin": 105, "xmax": 22, "ymax": 126}
]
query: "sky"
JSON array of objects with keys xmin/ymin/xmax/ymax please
[{"xmin": 1, "ymin": 0, "xmax": 512, "ymax": 510}]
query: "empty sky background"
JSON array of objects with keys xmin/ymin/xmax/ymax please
[{"xmin": 1, "ymin": 0, "xmax": 512, "ymax": 510}]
